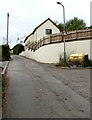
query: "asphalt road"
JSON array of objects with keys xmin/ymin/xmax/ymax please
[{"xmin": 2, "ymin": 55, "xmax": 90, "ymax": 118}]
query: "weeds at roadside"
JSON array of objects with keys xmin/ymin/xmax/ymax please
[
  {"xmin": 56, "ymin": 55, "xmax": 69, "ymax": 67},
  {"xmin": 2, "ymin": 76, "xmax": 8, "ymax": 106}
]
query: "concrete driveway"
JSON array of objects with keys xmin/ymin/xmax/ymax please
[{"xmin": 2, "ymin": 55, "xmax": 90, "ymax": 118}]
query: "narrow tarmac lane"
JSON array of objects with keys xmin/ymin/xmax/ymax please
[{"xmin": 3, "ymin": 55, "xmax": 90, "ymax": 118}]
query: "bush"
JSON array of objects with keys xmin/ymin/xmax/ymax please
[
  {"xmin": 88, "ymin": 60, "xmax": 92, "ymax": 67},
  {"xmin": 0, "ymin": 46, "xmax": 2, "ymax": 61},
  {"xmin": 0, "ymin": 44, "xmax": 10, "ymax": 61},
  {"xmin": 2, "ymin": 76, "xmax": 8, "ymax": 105},
  {"xmin": 56, "ymin": 55, "xmax": 68, "ymax": 67},
  {"xmin": 13, "ymin": 44, "xmax": 24, "ymax": 55},
  {"xmin": 56, "ymin": 60, "xmax": 68, "ymax": 67}
]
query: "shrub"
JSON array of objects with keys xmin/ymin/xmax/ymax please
[
  {"xmin": 0, "ymin": 45, "xmax": 2, "ymax": 61},
  {"xmin": 13, "ymin": 44, "xmax": 24, "ymax": 55},
  {"xmin": 56, "ymin": 55, "xmax": 68, "ymax": 67},
  {"xmin": 0, "ymin": 44, "xmax": 10, "ymax": 61},
  {"xmin": 88, "ymin": 60, "xmax": 92, "ymax": 67}
]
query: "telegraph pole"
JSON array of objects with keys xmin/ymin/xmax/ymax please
[{"xmin": 7, "ymin": 13, "xmax": 9, "ymax": 45}]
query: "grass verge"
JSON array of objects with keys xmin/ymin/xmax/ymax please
[{"xmin": 1, "ymin": 75, "xmax": 8, "ymax": 107}]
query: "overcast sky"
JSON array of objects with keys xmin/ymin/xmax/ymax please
[{"xmin": 0, "ymin": 0, "xmax": 91, "ymax": 48}]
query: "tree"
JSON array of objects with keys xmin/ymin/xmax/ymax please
[
  {"xmin": 57, "ymin": 23, "xmax": 64, "ymax": 32},
  {"xmin": 12, "ymin": 44, "xmax": 24, "ymax": 55},
  {"xmin": 57, "ymin": 17, "xmax": 87, "ymax": 32},
  {"xmin": 89, "ymin": 26, "xmax": 92, "ymax": 29}
]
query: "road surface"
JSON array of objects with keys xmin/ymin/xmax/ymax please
[{"xmin": 3, "ymin": 55, "xmax": 90, "ymax": 118}]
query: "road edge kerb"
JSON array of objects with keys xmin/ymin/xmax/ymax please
[
  {"xmin": 20, "ymin": 55, "xmax": 92, "ymax": 70},
  {"xmin": 1, "ymin": 61, "xmax": 10, "ymax": 77}
]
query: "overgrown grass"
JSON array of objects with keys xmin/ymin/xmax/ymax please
[
  {"xmin": 0, "ymin": 76, "xmax": 8, "ymax": 105},
  {"xmin": 56, "ymin": 54, "xmax": 92, "ymax": 67},
  {"xmin": 56, "ymin": 59, "xmax": 92, "ymax": 67},
  {"xmin": 56, "ymin": 58, "xmax": 69, "ymax": 67},
  {"xmin": 56, "ymin": 62, "xmax": 69, "ymax": 67},
  {"xmin": 0, "ymin": 77, "xmax": 2, "ymax": 108}
]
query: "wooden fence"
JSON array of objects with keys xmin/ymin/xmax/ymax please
[{"xmin": 25, "ymin": 29, "xmax": 92, "ymax": 51}]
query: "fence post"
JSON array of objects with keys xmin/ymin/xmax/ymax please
[
  {"xmin": 75, "ymin": 30, "xmax": 78, "ymax": 39},
  {"xmin": 33, "ymin": 42, "xmax": 36, "ymax": 51},
  {"xmin": 49, "ymin": 35, "xmax": 51, "ymax": 43},
  {"xmin": 43, "ymin": 37, "xmax": 45, "ymax": 45}
]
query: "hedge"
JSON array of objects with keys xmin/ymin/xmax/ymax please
[
  {"xmin": 0, "ymin": 44, "xmax": 10, "ymax": 61},
  {"xmin": 12, "ymin": 44, "xmax": 24, "ymax": 55}
]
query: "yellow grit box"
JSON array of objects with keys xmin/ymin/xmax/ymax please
[{"xmin": 69, "ymin": 54, "xmax": 87, "ymax": 62}]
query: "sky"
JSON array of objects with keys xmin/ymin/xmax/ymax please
[{"xmin": 0, "ymin": 0, "xmax": 91, "ymax": 48}]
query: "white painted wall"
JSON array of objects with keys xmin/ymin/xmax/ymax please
[
  {"xmin": 25, "ymin": 19, "xmax": 60, "ymax": 47},
  {"xmin": 33, "ymin": 20, "xmax": 60, "ymax": 42},
  {"xmin": 20, "ymin": 39, "xmax": 91, "ymax": 63},
  {"xmin": 25, "ymin": 34, "xmax": 34, "ymax": 46},
  {"xmin": 25, "ymin": 37, "xmax": 29, "ymax": 45},
  {"xmin": 29, "ymin": 34, "xmax": 34, "ymax": 43}
]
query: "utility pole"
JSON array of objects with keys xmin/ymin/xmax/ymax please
[{"xmin": 7, "ymin": 13, "xmax": 9, "ymax": 45}]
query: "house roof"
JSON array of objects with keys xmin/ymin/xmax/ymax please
[{"xmin": 24, "ymin": 18, "xmax": 60, "ymax": 43}]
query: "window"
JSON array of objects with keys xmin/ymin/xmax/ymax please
[{"xmin": 45, "ymin": 29, "xmax": 52, "ymax": 35}]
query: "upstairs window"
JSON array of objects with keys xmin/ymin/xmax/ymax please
[{"xmin": 45, "ymin": 29, "xmax": 52, "ymax": 35}]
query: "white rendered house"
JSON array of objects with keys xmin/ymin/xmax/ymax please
[
  {"xmin": 20, "ymin": 18, "xmax": 92, "ymax": 63},
  {"xmin": 24, "ymin": 18, "xmax": 60, "ymax": 49}
]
